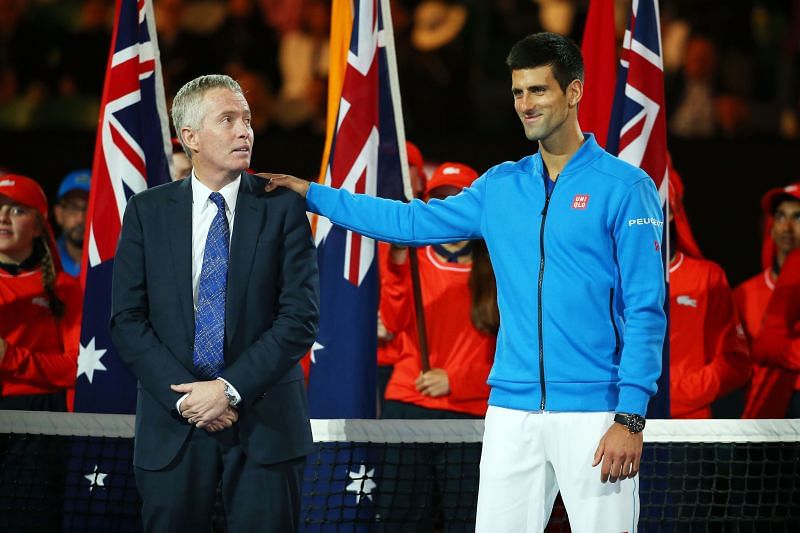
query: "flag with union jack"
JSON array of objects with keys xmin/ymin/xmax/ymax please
[
  {"xmin": 604, "ymin": 0, "xmax": 670, "ymax": 418},
  {"xmin": 301, "ymin": 0, "xmax": 408, "ymax": 529},
  {"xmin": 606, "ymin": 0, "xmax": 668, "ymax": 196},
  {"xmin": 74, "ymin": 0, "xmax": 172, "ymax": 415},
  {"xmin": 63, "ymin": 1, "xmax": 170, "ymax": 528},
  {"xmin": 308, "ymin": 0, "xmax": 408, "ymax": 419}
]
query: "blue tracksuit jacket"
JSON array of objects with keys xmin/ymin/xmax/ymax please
[{"xmin": 307, "ymin": 134, "xmax": 666, "ymax": 416}]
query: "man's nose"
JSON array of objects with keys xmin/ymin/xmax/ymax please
[
  {"xmin": 518, "ymin": 95, "xmax": 534, "ymax": 113},
  {"xmin": 235, "ymin": 119, "xmax": 250, "ymax": 137}
]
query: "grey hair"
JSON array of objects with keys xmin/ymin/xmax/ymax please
[{"xmin": 171, "ymin": 74, "xmax": 245, "ymax": 158}]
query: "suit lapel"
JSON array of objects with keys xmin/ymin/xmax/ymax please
[
  {"xmin": 226, "ymin": 173, "xmax": 266, "ymax": 343},
  {"xmin": 167, "ymin": 178, "xmax": 195, "ymax": 344}
]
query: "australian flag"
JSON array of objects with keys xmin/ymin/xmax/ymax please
[
  {"xmin": 308, "ymin": 0, "xmax": 408, "ymax": 420},
  {"xmin": 64, "ymin": 0, "xmax": 171, "ymax": 529},
  {"xmin": 74, "ymin": 0, "xmax": 172, "ymax": 415},
  {"xmin": 302, "ymin": 0, "xmax": 409, "ymax": 529},
  {"xmin": 606, "ymin": 0, "xmax": 668, "ymax": 193},
  {"xmin": 604, "ymin": 0, "xmax": 670, "ymax": 418}
]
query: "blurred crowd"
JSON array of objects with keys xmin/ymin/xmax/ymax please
[{"xmin": 1, "ymin": 0, "xmax": 798, "ymax": 140}]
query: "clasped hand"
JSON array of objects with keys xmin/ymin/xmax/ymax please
[{"xmin": 171, "ymin": 380, "xmax": 238, "ymax": 433}]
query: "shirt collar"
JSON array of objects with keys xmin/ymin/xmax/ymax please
[{"xmin": 191, "ymin": 170, "xmax": 241, "ymax": 215}]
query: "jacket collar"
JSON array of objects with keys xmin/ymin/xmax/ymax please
[{"xmin": 530, "ymin": 133, "xmax": 604, "ymax": 179}]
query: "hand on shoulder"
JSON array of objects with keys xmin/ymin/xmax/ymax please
[{"xmin": 258, "ymin": 173, "xmax": 310, "ymax": 197}]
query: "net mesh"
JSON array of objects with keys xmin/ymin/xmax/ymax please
[{"xmin": 0, "ymin": 411, "xmax": 798, "ymax": 532}]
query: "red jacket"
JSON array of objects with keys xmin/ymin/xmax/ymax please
[
  {"xmin": 380, "ymin": 246, "xmax": 495, "ymax": 416},
  {"xmin": 0, "ymin": 268, "xmax": 82, "ymax": 398},
  {"xmin": 746, "ymin": 251, "xmax": 800, "ymax": 417},
  {"xmin": 377, "ymin": 242, "xmax": 403, "ymax": 367},
  {"xmin": 669, "ymin": 253, "xmax": 751, "ymax": 418},
  {"xmin": 753, "ymin": 251, "xmax": 800, "ymax": 370},
  {"xmin": 734, "ymin": 266, "xmax": 798, "ymax": 418}
]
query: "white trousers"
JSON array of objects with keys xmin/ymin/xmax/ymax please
[{"xmin": 475, "ymin": 406, "xmax": 639, "ymax": 533}]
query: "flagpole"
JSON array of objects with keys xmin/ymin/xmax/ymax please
[
  {"xmin": 408, "ymin": 249, "xmax": 431, "ymax": 372},
  {"xmin": 379, "ymin": 0, "xmax": 430, "ymax": 371}
]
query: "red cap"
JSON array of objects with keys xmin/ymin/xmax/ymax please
[
  {"xmin": 425, "ymin": 162, "xmax": 478, "ymax": 198},
  {"xmin": 760, "ymin": 182, "xmax": 800, "ymax": 270},
  {"xmin": 0, "ymin": 173, "xmax": 62, "ymax": 272},
  {"xmin": 0, "ymin": 174, "xmax": 49, "ymax": 221},
  {"xmin": 761, "ymin": 183, "xmax": 800, "ymax": 213}
]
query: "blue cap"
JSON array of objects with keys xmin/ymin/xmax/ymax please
[{"xmin": 57, "ymin": 169, "xmax": 91, "ymax": 200}]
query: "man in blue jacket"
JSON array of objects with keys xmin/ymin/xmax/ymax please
[{"xmin": 268, "ymin": 32, "xmax": 665, "ymax": 532}]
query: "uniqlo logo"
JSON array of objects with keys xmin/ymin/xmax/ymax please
[{"xmin": 572, "ymin": 194, "xmax": 590, "ymax": 209}]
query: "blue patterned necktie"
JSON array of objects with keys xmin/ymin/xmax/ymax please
[{"xmin": 193, "ymin": 192, "xmax": 229, "ymax": 379}]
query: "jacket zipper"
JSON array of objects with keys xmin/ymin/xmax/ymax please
[
  {"xmin": 538, "ymin": 176, "xmax": 555, "ymax": 410},
  {"xmin": 609, "ymin": 288, "xmax": 620, "ymax": 355}
]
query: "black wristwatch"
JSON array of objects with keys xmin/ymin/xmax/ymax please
[{"xmin": 614, "ymin": 413, "xmax": 646, "ymax": 434}]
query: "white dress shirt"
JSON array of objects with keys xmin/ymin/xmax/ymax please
[{"xmin": 177, "ymin": 171, "xmax": 242, "ymax": 415}]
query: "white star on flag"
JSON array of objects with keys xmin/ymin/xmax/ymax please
[
  {"xmin": 310, "ymin": 341, "xmax": 324, "ymax": 364},
  {"xmin": 77, "ymin": 337, "xmax": 107, "ymax": 383},
  {"xmin": 345, "ymin": 464, "xmax": 376, "ymax": 504},
  {"xmin": 84, "ymin": 465, "xmax": 107, "ymax": 492}
]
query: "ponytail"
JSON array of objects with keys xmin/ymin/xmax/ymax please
[
  {"xmin": 468, "ymin": 240, "xmax": 499, "ymax": 335},
  {"xmin": 37, "ymin": 237, "xmax": 65, "ymax": 318}
]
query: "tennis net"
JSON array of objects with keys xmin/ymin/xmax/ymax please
[{"xmin": 1, "ymin": 411, "xmax": 798, "ymax": 532}]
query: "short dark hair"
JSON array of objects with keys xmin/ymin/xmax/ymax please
[{"xmin": 506, "ymin": 32, "xmax": 584, "ymax": 93}]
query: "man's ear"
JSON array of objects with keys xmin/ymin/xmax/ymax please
[
  {"xmin": 181, "ymin": 127, "xmax": 199, "ymax": 154},
  {"xmin": 53, "ymin": 205, "xmax": 65, "ymax": 226},
  {"xmin": 568, "ymin": 78, "xmax": 584, "ymax": 108}
]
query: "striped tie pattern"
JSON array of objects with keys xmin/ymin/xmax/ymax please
[{"xmin": 193, "ymin": 192, "xmax": 229, "ymax": 379}]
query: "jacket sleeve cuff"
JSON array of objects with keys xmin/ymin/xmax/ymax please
[
  {"xmin": 306, "ymin": 182, "xmax": 326, "ymax": 214},
  {"xmin": 175, "ymin": 393, "xmax": 190, "ymax": 416},
  {"xmin": 616, "ymin": 386, "xmax": 651, "ymax": 416}
]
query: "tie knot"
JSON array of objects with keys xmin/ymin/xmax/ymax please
[{"xmin": 209, "ymin": 192, "xmax": 226, "ymax": 211}]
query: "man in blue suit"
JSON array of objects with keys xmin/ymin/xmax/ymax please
[{"xmin": 110, "ymin": 74, "xmax": 319, "ymax": 532}]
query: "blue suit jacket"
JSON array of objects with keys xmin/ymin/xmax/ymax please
[{"xmin": 110, "ymin": 173, "xmax": 319, "ymax": 470}]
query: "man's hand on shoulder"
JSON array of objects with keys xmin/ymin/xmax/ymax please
[
  {"xmin": 258, "ymin": 173, "xmax": 310, "ymax": 197},
  {"xmin": 171, "ymin": 380, "xmax": 229, "ymax": 428},
  {"xmin": 592, "ymin": 421, "xmax": 643, "ymax": 483}
]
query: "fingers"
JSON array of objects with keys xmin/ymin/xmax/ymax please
[
  {"xmin": 261, "ymin": 173, "xmax": 289, "ymax": 192},
  {"xmin": 600, "ymin": 456, "xmax": 640, "ymax": 483},
  {"xmin": 592, "ymin": 439, "xmax": 604, "ymax": 467},
  {"xmin": 260, "ymin": 173, "xmax": 310, "ymax": 196},
  {"xmin": 600, "ymin": 456, "xmax": 611, "ymax": 483},
  {"xmin": 608, "ymin": 461, "xmax": 623, "ymax": 483},
  {"xmin": 200, "ymin": 408, "xmax": 239, "ymax": 432},
  {"xmin": 171, "ymin": 383, "xmax": 193, "ymax": 393}
]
